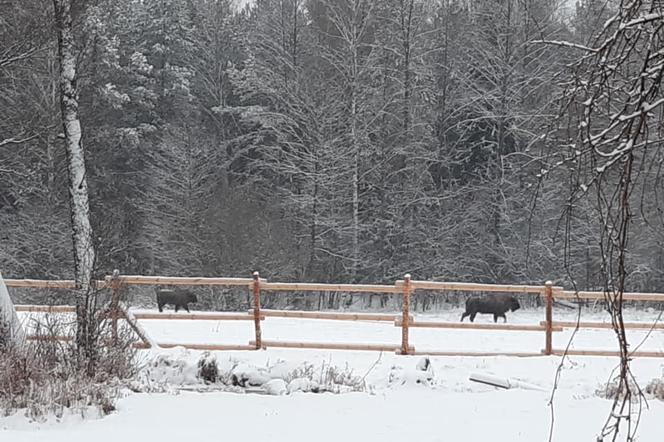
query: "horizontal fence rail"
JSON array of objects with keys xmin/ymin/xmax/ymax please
[
  {"xmin": 7, "ymin": 272, "xmax": 664, "ymax": 357},
  {"xmin": 549, "ymin": 349, "xmax": 664, "ymax": 358},
  {"xmin": 107, "ymin": 275, "xmax": 257, "ymax": 286},
  {"xmin": 250, "ymin": 309, "xmax": 409, "ymax": 322},
  {"xmin": 6, "ymin": 279, "xmax": 86, "ymax": 289},
  {"xmin": 397, "ymin": 280, "xmax": 549, "ymax": 294},
  {"xmin": 543, "ymin": 321, "xmax": 664, "ymax": 330},
  {"xmin": 248, "ymin": 340, "xmax": 411, "ymax": 352},
  {"xmin": 410, "ymin": 350, "xmax": 544, "ymax": 358},
  {"xmin": 156, "ymin": 343, "xmax": 259, "ymax": 351},
  {"xmin": 134, "ymin": 312, "xmax": 264, "ymax": 321},
  {"xmin": 16, "ymin": 305, "xmax": 76, "ymax": 313},
  {"xmin": 260, "ymin": 282, "xmax": 401, "ymax": 293},
  {"xmin": 556, "ymin": 290, "xmax": 664, "ymax": 301},
  {"xmin": 396, "ymin": 320, "xmax": 564, "ymax": 332}
]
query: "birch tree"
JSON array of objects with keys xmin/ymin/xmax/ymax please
[
  {"xmin": 53, "ymin": 0, "xmax": 100, "ymax": 372},
  {"xmin": 311, "ymin": 0, "xmax": 378, "ymax": 279},
  {"xmin": 53, "ymin": 0, "xmax": 96, "ymax": 289}
]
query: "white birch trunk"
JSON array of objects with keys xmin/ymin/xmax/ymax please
[
  {"xmin": 0, "ymin": 272, "xmax": 26, "ymax": 346},
  {"xmin": 350, "ymin": 12, "xmax": 360, "ymax": 278},
  {"xmin": 351, "ymin": 88, "xmax": 359, "ymax": 277},
  {"xmin": 53, "ymin": 0, "xmax": 96, "ymax": 289}
]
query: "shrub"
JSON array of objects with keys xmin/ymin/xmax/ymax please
[
  {"xmin": 197, "ymin": 352, "xmax": 219, "ymax": 384},
  {"xmin": 645, "ymin": 378, "xmax": 664, "ymax": 400},
  {"xmin": 0, "ymin": 316, "xmax": 137, "ymax": 420},
  {"xmin": 596, "ymin": 378, "xmax": 641, "ymax": 402}
]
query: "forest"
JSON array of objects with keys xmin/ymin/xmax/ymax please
[{"xmin": 2, "ymin": 0, "xmax": 663, "ymax": 294}]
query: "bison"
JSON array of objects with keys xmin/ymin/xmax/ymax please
[
  {"xmin": 156, "ymin": 288, "xmax": 198, "ymax": 313},
  {"xmin": 460, "ymin": 294, "xmax": 520, "ymax": 323}
]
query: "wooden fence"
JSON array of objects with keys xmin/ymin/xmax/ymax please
[{"xmin": 7, "ymin": 272, "xmax": 664, "ymax": 358}]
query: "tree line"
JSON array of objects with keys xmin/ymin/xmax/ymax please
[{"xmin": 2, "ymin": 0, "xmax": 664, "ymax": 293}]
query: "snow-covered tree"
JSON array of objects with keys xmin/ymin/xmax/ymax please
[
  {"xmin": 0, "ymin": 273, "xmax": 26, "ymax": 348},
  {"xmin": 548, "ymin": 1, "xmax": 664, "ymax": 439}
]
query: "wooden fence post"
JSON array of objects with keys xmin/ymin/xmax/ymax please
[
  {"xmin": 109, "ymin": 269, "xmax": 121, "ymax": 345},
  {"xmin": 252, "ymin": 271, "xmax": 262, "ymax": 350},
  {"xmin": 544, "ymin": 280, "xmax": 553, "ymax": 355},
  {"xmin": 401, "ymin": 274, "xmax": 412, "ymax": 355}
]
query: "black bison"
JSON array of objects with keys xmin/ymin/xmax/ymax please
[
  {"xmin": 460, "ymin": 294, "xmax": 520, "ymax": 323},
  {"xmin": 156, "ymin": 288, "xmax": 198, "ymax": 313}
]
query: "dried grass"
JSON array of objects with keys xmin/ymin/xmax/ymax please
[{"xmin": 0, "ymin": 316, "xmax": 137, "ymax": 420}]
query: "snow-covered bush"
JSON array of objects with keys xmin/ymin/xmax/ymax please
[
  {"xmin": 596, "ymin": 378, "xmax": 641, "ymax": 402},
  {"xmin": 138, "ymin": 353, "xmax": 200, "ymax": 389},
  {"xmin": 319, "ymin": 363, "xmax": 366, "ymax": 393},
  {"xmin": 598, "ymin": 376, "xmax": 664, "ymax": 402},
  {"xmin": 134, "ymin": 353, "xmax": 367, "ymax": 394},
  {"xmin": 645, "ymin": 378, "xmax": 664, "ymax": 400},
  {"xmin": 284, "ymin": 361, "xmax": 365, "ymax": 393},
  {"xmin": 197, "ymin": 352, "xmax": 219, "ymax": 384},
  {"xmin": 230, "ymin": 363, "xmax": 271, "ymax": 387}
]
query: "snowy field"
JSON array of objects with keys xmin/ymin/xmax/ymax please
[{"xmin": 3, "ymin": 307, "xmax": 664, "ymax": 441}]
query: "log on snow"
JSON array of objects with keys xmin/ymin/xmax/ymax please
[
  {"xmin": 469, "ymin": 373, "xmax": 511, "ymax": 389},
  {"xmin": 469, "ymin": 373, "xmax": 546, "ymax": 391}
]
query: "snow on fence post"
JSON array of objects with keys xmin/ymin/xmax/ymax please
[
  {"xmin": 252, "ymin": 271, "xmax": 262, "ymax": 350},
  {"xmin": 109, "ymin": 269, "xmax": 121, "ymax": 344},
  {"xmin": 544, "ymin": 281, "xmax": 553, "ymax": 355},
  {"xmin": 400, "ymin": 274, "xmax": 412, "ymax": 355}
]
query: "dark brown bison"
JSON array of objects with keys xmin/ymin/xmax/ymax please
[
  {"xmin": 460, "ymin": 294, "xmax": 520, "ymax": 323},
  {"xmin": 156, "ymin": 288, "xmax": 198, "ymax": 313}
]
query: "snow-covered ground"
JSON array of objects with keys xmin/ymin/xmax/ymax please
[{"xmin": 4, "ymin": 307, "xmax": 664, "ymax": 441}]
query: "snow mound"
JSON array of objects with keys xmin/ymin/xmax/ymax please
[
  {"xmin": 231, "ymin": 363, "xmax": 271, "ymax": 387},
  {"xmin": 263, "ymin": 379, "xmax": 287, "ymax": 395},
  {"xmin": 140, "ymin": 352, "xmax": 199, "ymax": 388},
  {"xmin": 129, "ymin": 350, "xmax": 374, "ymax": 396},
  {"xmin": 287, "ymin": 377, "xmax": 320, "ymax": 394},
  {"xmin": 388, "ymin": 358, "xmax": 435, "ymax": 388}
]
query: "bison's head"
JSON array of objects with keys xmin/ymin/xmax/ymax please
[
  {"xmin": 188, "ymin": 293, "xmax": 198, "ymax": 303},
  {"xmin": 509, "ymin": 297, "xmax": 521, "ymax": 312}
]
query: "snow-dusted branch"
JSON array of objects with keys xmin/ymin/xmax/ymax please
[
  {"xmin": 532, "ymin": 40, "xmax": 598, "ymax": 53},
  {"xmin": 0, "ymin": 134, "xmax": 38, "ymax": 147}
]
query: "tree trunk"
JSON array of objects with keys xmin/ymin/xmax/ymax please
[
  {"xmin": 350, "ymin": 15, "xmax": 360, "ymax": 280},
  {"xmin": 53, "ymin": 0, "xmax": 96, "ymax": 289},
  {"xmin": 54, "ymin": 0, "xmax": 98, "ymax": 374}
]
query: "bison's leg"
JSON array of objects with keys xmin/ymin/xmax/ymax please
[
  {"xmin": 175, "ymin": 304, "xmax": 180, "ymax": 312},
  {"xmin": 493, "ymin": 313, "xmax": 498, "ymax": 323},
  {"xmin": 460, "ymin": 311, "xmax": 469, "ymax": 322},
  {"xmin": 158, "ymin": 302, "xmax": 164, "ymax": 313},
  {"xmin": 184, "ymin": 304, "xmax": 190, "ymax": 313},
  {"xmin": 469, "ymin": 312, "xmax": 477, "ymax": 322},
  {"xmin": 502, "ymin": 314, "xmax": 507, "ymax": 323}
]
